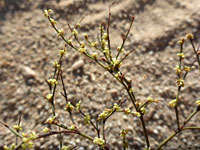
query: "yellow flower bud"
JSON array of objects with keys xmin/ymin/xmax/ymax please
[
  {"xmin": 44, "ymin": 9, "xmax": 52, "ymax": 17},
  {"xmin": 58, "ymin": 29, "xmax": 64, "ymax": 36},
  {"xmin": 124, "ymin": 108, "xmax": 131, "ymax": 114},
  {"xmin": 69, "ymin": 124, "xmax": 76, "ymax": 131},
  {"xmin": 47, "ymin": 79, "xmax": 58, "ymax": 86},
  {"xmin": 176, "ymin": 79, "xmax": 184, "ymax": 87},
  {"xmin": 178, "ymin": 38, "xmax": 184, "ymax": 45},
  {"xmin": 45, "ymin": 94, "xmax": 53, "ymax": 102},
  {"xmin": 64, "ymin": 102, "xmax": 74, "ymax": 111},
  {"xmin": 169, "ymin": 99, "xmax": 177, "ymax": 107},
  {"xmin": 43, "ymin": 127, "xmax": 50, "ymax": 133},
  {"xmin": 113, "ymin": 103, "xmax": 120, "ymax": 111},
  {"xmin": 195, "ymin": 100, "xmax": 200, "ymax": 106},
  {"xmin": 177, "ymin": 52, "xmax": 185, "ymax": 59},
  {"xmin": 72, "ymin": 29, "xmax": 78, "ymax": 36},
  {"xmin": 120, "ymin": 129, "xmax": 128, "ymax": 137},
  {"xmin": 49, "ymin": 18, "xmax": 57, "ymax": 25},
  {"xmin": 13, "ymin": 125, "xmax": 22, "ymax": 131},
  {"xmin": 186, "ymin": 33, "xmax": 194, "ymax": 39},
  {"xmin": 93, "ymin": 137, "xmax": 105, "ymax": 146}
]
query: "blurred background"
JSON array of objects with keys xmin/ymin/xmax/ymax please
[{"xmin": 0, "ymin": 0, "xmax": 200, "ymax": 149}]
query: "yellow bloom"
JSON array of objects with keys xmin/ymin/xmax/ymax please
[
  {"xmin": 76, "ymin": 101, "xmax": 81, "ymax": 111},
  {"xmin": 44, "ymin": 9, "xmax": 52, "ymax": 17},
  {"xmin": 90, "ymin": 42, "xmax": 98, "ymax": 47},
  {"xmin": 177, "ymin": 38, "xmax": 184, "ymax": 45},
  {"xmin": 124, "ymin": 108, "xmax": 131, "ymax": 114},
  {"xmin": 46, "ymin": 116, "xmax": 56, "ymax": 124},
  {"xmin": 60, "ymin": 48, "xmax": 67, "ymax": 56},
  {"xmin": 79, "ymin": 47, "xmax": 86, "ymax": 54},
  {"xmin": 184, "ymin": 66, "xmax": 191, "ymax": 72},
  {"xmin": 120, "ymin": 129, "xmax": 128, "ymax": 137},
  {"xmin": 140, "ymin": 107, "xmax": 146, "ymax": 114},
  {"xmin": 169, "ymin": 99, "xmax": 177, "ymax": 108},
  {"xmin": 176, "ymin": 79, "xmax": 184, "ymax": 87},
  {"xmin": 195, "ymin": 100, "xmax": 200, "ymax": 106},
  {"xmin": 174, "ymin": 65, "xmax": 182, "ymax": 74},
  {"xmin": 76, "ymin": 23, "xmax": 81, "ymax": 28},
  {"xmin": 129, "ymin": 88, "xmax": 134, "ymax": 93},
  {"xmin": 113, "ymin": 103, "xmax": 120, "ymax": 111},
  {"xmin": 49, "ymin": 18, "xmax": 57, "ymax": 25},
  {"xmin": 29, "ymin": 132, "xmax": 37, "ymax": 140},
  {"xmin": 13, "ymin": 125, "xmax": 22, "ymax": 131},
  {"xmin": 93, "ymin": 137, "xmax": 105, "ymax": 146},
  {"xmin": 68, "ymin": 39, "xmax": 73, "ymax": 46},
  {"xmin": 98, "ymin": 109, "xmax": 112, "ymax": 120},
  {"xmin": 91, "ymin": 53, "xmax": 98, "ymax": 60},
  {"xmin": 177, "ymin": 52, "xmax": 185, "ymax": 59},
  {"xmin": 147, "ymin": 97, "xmax": 154, "ymax": 103},
  {"xmin": 47, "ymin": 79, "xmax": 58, "ymax": 86},
  {"xmin": 3, "ymin": 145, "xmax": 9, "ymax": 150},
  {"xmin": 132, "ymin": 112, "xmax": 141, "ymax": 117},
  {"xmin": 72, "ymin": 29, "xmax": 78, "ymax": 36},
  {"xmin": 65, "ymin": 102, "xmax": 74, "ymax": 111},
  {"xmin": 186, "ymin": 33, "xmax": 194, "ymax": 39},
  {"xmin": 69, "ymin": 124, "xmax": 76, "ymax": 130},
  {"xmin": 84, "ymin": 114, "xmax": 91, "ymax": 125},
  {"xmin": 43, "ymin": 127, "xmax": 50, "ymax": 133},
  {"xmin": 45, "ymin": 93, "xmax": 53, "ymax": 102},
  {"xmin": 61, "ymin": 146, "xmax": 70, "ymax": 150},
  {"xmin": 58, "ymin": 29, "xmax": 64, "ymax": 36},
  {"xmin": 103, "ymin": 33, "xmax": 108, "ymax": 40}
]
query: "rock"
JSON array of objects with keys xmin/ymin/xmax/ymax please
[
  {"xmin": 71, "ymin": 59, "xmax": 84, "ymax": 71},
  {"xmin": 21, "ymin": 65, "xmax": 37, "ymax": 79},
  {"xmin": 20, "ymin": 65, "xmax": 37, "ymax": 85}
]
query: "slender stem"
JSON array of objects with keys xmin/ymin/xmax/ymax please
[
  {"xmin": 59, "ymin": 127, "xmax": 63, "ymax": 149},
  {"xmin": 16, "ymin": 115, "xmax": 22, "ymax": 145},
  {"xmin": 79, "ymin": 110, "xmax": 99, "ymax": 134},
  {"xmin": 156, "ymin": 108, "xmax": 199, "ymax": 150},
  {"xmin": 116, "ymin": 17, "xmax": 135, "ymax": 59},
  {"xmin": 0, "ymin": 122, "xmax": 23, "ymax": 139},
  {"xmin": 181, "ymin": 108, "xmax": 198, "ymax": 128},
  {"xmin": 182, "ymin": 127, "xmax": 200, "ymax": 130},
  {"xmin": 119, "ymin": 49, "xmax": 134, "ymax": 64},
  {"xmin": 174, "ymin": 106, "xmax": 180, "ymax": 129},
  {"xmin": 156, "ymin": 131, "xmax": 178, "ymax": 150},
  {"xmin": 190, "ymin": 39, "xmax": 200, "ymax": 66},
  {"xmin": 123, "ymin": 136, "xmax": 126, "ymax": 150},
  {"xmin": 140, "ymin": 115, "xmax": 150, "ymax": 148},
  {"xmin": 102, "ymin": 122, "xmax": 106, "ymax": 142},
  {"xmin": 78, "ymin": 132, "xmax": 93, "ymax": 141}
]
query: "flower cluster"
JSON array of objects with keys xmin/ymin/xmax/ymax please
[
  {"xmin": 47, "ymin": 79, "xmax": 58, "ymax": 86},
  {"xmin": 76, "ymin": 101, "xmax": 81, "ymax": 111},
  {"xmin": 98, "ymin": 109, "xmax": 112, "ymax": 120},
  {"xmin": 3, "ymin": 144, "xmax": 16, "ymax": 150},
  {"xmin": 64, "ymin": 102, "xmax": 74, "ymax": 112},
  {"xmin": 45, "ymin": 93, "xmax": 53, "ymax": 102},
  {"xmin": 120, "ymin": 129, "xmax": 128, "ymax": 137},
  {"xmin": 21, "ymin": 132, "xmax": 37, "ymax": 149},
  {"xmin": 69, "ymin": 124, "xmax": 76, "ymax": 131},
  {"xmin": 43, "ymin": 127, "xmax": 51, "ymax": 133},
  {"xmin": 93, "ymin": 137, "xmax": 105, "ymax": 146},
  {"xmin": 84, "ymin": 114, "xmax": 91, "ymax": 125},
  {"xmin": 176, "ymin": 79, "xmax": 184, "ymax": 87},
  {"xmin": 13, "ymin": 125, "xmax": 22, "ymax": 131},
  {"xmin": 169, "ymin": 99, "xmax": 177, "ymax": 108},
  {"xmin": 46, "ymin": 116, "xmax": 57, "ymax": 124},
  {"xmin": 195, "ymin": 100, "xmax": 200, "ymax": 106}
]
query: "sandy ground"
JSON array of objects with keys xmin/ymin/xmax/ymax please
[{"xmin": 0, "ymin": 0, "xmax": 200, "ymax": 149}]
